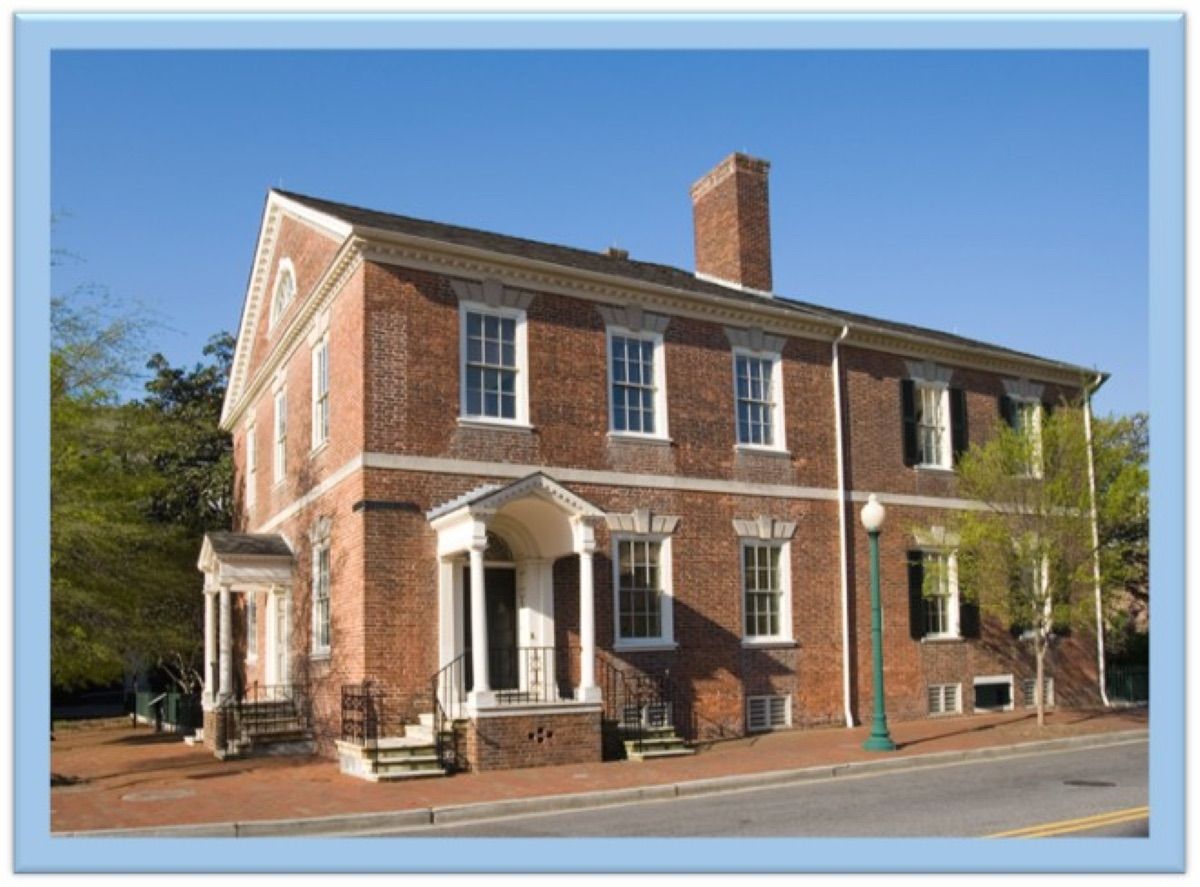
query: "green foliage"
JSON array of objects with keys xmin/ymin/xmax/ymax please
[
  {"xmin": 50, "ymin": 291, "xmax": 233, "ymax": 693},
  {"xmin": 1092, "ymin": 412, "xmax": 1149, "ymax": 661},
  {"xmin": 932, "ymin": 399, "xmax": 1103, "ymax": 725}
]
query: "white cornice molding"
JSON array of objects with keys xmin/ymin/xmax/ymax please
[
  {"xmin": 222, "ymin": 236, "xmax": 363, "ymax": 430},
  {"xmin": 222, "ymin": 193, "xmax": 352, "ymax": 427},
  {"xmin": 225, "ymin": 204, "xmax": 1093, "ymax": 427}
]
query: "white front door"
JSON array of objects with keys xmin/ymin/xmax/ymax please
[{"xmin": 267, "ymin": 592, "xmax": 289, "ymax": 687}]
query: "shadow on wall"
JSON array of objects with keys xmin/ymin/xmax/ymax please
[{"xmin": 552, "ymin": 553, "xmax": 800, "ymax": 743}]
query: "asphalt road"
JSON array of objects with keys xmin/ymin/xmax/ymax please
[{"xmin": 371, "ymin": 738, "xmax": 1148, "ymax": 838}]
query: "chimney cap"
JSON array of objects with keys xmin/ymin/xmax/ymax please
[
  {"xmin": 604, "ymin": 246, "xmax": 630, "ymax": 260},
  {"xmin": 689, "ymin": 152, "xmax": 771, "ymax": 200}
]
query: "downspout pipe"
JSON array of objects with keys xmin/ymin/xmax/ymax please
[
  {"xmin": 1083, "ymin": 373, "xmax": 1111, "ymax": 706},
  {"xmin": 832, "ymin": 326, "xmax": 855, "ymax": 727}
]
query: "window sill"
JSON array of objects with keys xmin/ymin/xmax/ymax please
[
  {"xmin": 741, "ymin": 638, "xmax": 797, "ymax": 650},
  {"xmin": 613, "ymin": 641, "xmax": 679, "ymax": 653},
  {"xmin": 921, "ymin": 635, "xmax": 965, "ymax": 645},
  {"xmin": 309, "ymin": 441, "xmax": 330, "ymax": 460},
  {"xmin": 913, "ymin": 465, "xmax": 956, "ymax": 476},
  {"xmin": 310, "ymin": 650, "xmax": 331, "ymax": 662},
  {"xmin": 457, "ymin": 417, "xmax": 535, "ymax": 433},
  {"xmin": 735, "ymin": 444, "xmax": 791, "ymax": 458},
  {"xmin": 607, "ymin": 432, "xmax": 673, "ymax": 446}
]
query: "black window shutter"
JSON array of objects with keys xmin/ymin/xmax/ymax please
[
  {"xmin": 950, "ymin": 387, "xmax": 968, "ymax": 463},
  {"xmin": 901, "ymin": 379, "xmax": 918, "ymax": 466},
  {"xmin": 959, "ymin": 598, "xmax": 981, "ymax": 638},
  {"xmin": 907, "ymin": 551, "xmax": 925, "ymax": 640},
  {"xmin": 999, "ymin": 394, "xmax": 1017, "ymax": 429}
]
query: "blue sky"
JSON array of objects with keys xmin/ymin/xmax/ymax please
[{"xmin": 50, "ymin": 49, "xmax": 1147, "ymax": 416}]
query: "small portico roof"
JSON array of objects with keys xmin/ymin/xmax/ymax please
[
  {"xmin": 197, "ymin": 532, "xmax": 295, "ymax": 589},
  {"xmin": 427, "ymin": 473, "xmax": 605, "ymax": 560}
]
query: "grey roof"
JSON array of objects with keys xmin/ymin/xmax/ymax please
[
  {"xmin": 274, "ymin": 188, "xmax": 1100, "ymax": 378},
  {"xmin": 204, "ymin": 532, "xmax": 293, "ymax": 559}
]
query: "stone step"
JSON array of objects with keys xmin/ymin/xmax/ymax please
[
  {"xmin": 372, "ymin": 755, "xmax": 442, "ymax": 773},
  {"xmin": 241, "ymin": 728, "xmax": 310, "ymax": 743},
  {"xmin": 626, "ymin": 746, "xmax": 695, "ymax": 762},
  {"xmin": 417, "ymin": 712, "xmax": 434, "ymax": 728},
  {"xmin": 374, "ymin": 746, "xmax": 439, "ymax": 762},
  {"xmin": 366, "ymin": 766, "xmax": 447, "ymax": 783}
]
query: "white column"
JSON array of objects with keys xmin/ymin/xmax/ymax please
[
  {"xmin": 468, "ymin": 542, "xmax": 492, "ymax": 707},
  {"xmin": 203, "ymin": 588, "xmax": 216, "ymax": 709},
  {"xmin": 218, "ymin": 583, "xmax": 233, "ymax": 702},
  {"xmin": 575, "ymin": 519, "xmax": 601, "ymax": 703}
]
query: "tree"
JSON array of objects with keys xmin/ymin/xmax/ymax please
[
  {"xmin": 51, "ymin": 284, "xmax": 234, "ymax": 694},
  {"xmin": 933, "ymin": 401, "xmax": 1099, "ymax": 727},
  {"xmin": 1091, "ymin": 412, "xmax": 1149, "ymax": 663}
]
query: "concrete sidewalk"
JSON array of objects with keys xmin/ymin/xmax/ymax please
[{"xmin": 50, "ymin": 706, "xmax": 1148, "ymax": 837}]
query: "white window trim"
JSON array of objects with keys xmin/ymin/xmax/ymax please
[
  {"xmin": 739, "ymin": 539, "xmax": 794, "ymax": 645},
  {"xmin": 732, "ymin": 347, "xmax": 787, "ymax": 453},
  {"xmin": 973, "ymin": 673, "xmax": 1015, "ymax": 712},
  {"xmin": 927, "ymin": 682, "xmax": 961, "ymax": 716},
  {"xmin": 311, "ymin": 336, "xmax": 330, "ymax": 452},
  {"xmin": 244, "ymin": 423, "xmax": 257, "ymax": 511},
  {"xmin": 914, "ymin": 379, "xmax": 952, "ymax": 470},
  {"xmin": 918, "ymin": 548, "xmax": 961, "ymax": 641},
  {"xmin": 272, "ymin": 388, "xmax": 287, "ymax": 485},
  {"xmin": 269, "ymin": 258, "xmax": 297, "ymax": 330},
  {"xmin": 605, "ymin": 326, "xmax": 670, "ymax": 441},
  {"xmin": 611, "ymin": 533, "xmax": 675, "ymax": 651},
  {"xmin": 246, "ymin": 592, "xmax": 258, "ymax": 663},
  {"xmin": 458, "ymin": 300, "xmax": 531, "ymax": 428},
  {"xmin": 311, "ymin": 538, "xmax": 331, "ymax": 658}
]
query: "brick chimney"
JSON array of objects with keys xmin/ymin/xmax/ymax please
[{"xmin": 690, "ymin": 152, "xmax": 773, "ymax": 293}]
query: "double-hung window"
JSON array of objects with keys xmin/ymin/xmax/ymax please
[
  {"xmin": 273, "ymin": 388, "xmax": 287, "ymax": 483},
  {"xmin": 245, "ymin": 425, "xmax": 256, "ymax": 511},
  {"xmin": 246, "ymin": 593, "xmax": 258, "ymax": 661},
  {"xmin": 607, "ymin": 328, "xmax": 667, "ymax": 438},
  {"xmin": 916, "ymin": 383, "xmax": 950, "ymax": 468},
  {"xmin": 460, "ymin": 304, "xmax": 528, "ymax": 425},
  {"xmin": 734, "ymin": 350, "xmax": 784, "ymax": 450},
  {"xmin": 312, "ymin": 337, "xmax": 330, "ymax": 450},
  {"xmin": 908, "ymin": 548, "xmax": 960, "ymax": 640},
  {"xmin": 922, "ymin": 551, "xmax": 959, "ymax": 639},
  {"xmin": 1013, "ymin": 399, "xmax": 1043, "ymax": 477},
  {"xmin": 742, "ymin": 542, "xmax": 791, "ymax": 640},
  {"xmin": 312, "ymin": 541, "xmax": 331, "ymax": 655},
  {"xmin": 613, "ymin": 536, "xmax": 674, "ymax": 648}
]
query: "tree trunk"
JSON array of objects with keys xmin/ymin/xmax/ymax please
[{"xmin": 1035, "ymin": 638, "xmax": 1046, "ymax": 728}]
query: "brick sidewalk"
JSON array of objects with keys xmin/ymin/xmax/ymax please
[{"xmin": 50, "ymin": 707, "xmax": 1147, "ymax": 834}]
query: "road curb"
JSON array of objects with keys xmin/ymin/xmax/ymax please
[{"xmin": 56, "ymin": 727, "xmax": 1147, "ymax": 838}]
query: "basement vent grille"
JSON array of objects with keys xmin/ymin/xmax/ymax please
[
  {"xmin": 746, "ymin": 695, "xmax": 790, "ymax": 732},
  {"xmin": 1022, "ymin": 677, "xmax": 1055, "ymax": 708},
  {"xmin": 927, "ymin": 683, "xmax": 961, "ymax": 716}
]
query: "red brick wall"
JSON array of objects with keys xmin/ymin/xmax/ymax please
[
  {"xmin": 463, "ymin": 708, "xmax": 602, "ymax": 771},
  {"xmin": 221, "ymin": 239, "xmax": 1099, "ymax": 758}
]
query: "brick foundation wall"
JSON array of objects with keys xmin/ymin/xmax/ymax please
[{"xmin": 461, "ymin": 707, "xmax": 602, "ymax": 772}]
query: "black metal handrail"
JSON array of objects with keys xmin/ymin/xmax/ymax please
[
  {"xmin": 432, "ymin": 653, "xmax": 468, "ymax": 771},
  {"xmin": 237, "ymin": 682, "xmax": 310, "ymax": 736},
  {"xmin": 595, "ymin": 653, "xmax": 690, "ymax": 755}
]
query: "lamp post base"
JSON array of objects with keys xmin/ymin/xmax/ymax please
[{"xmin": 862, "ymin": 732, "xmax": 897, "ymax": 752}]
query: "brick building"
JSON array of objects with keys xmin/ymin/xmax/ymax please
[{"xmin": 197, "ymin": 153, "xmax": 1107, "ymax": 775}]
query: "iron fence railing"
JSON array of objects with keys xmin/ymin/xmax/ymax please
[{"xmin": 1106, "ymin": 663, "xmax": 1149, "ymax": 703}]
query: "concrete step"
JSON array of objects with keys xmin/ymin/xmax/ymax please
[
  {"xmin": 366, "ymin": 767, "xmax": 447, "ymax": 783},
  {"xmin": 372, "ymin": 755, "xmax": 442, "ymax": 773},
  {"xmin": 417, "ymin": 712, "xmax": 434, "ymax": 728},
  {"xmin": 375, "ymin": 746, "xmax": 439, "ymax": 762},
  {"xmin": 626, "ymin": 746, "xmax": 695, "ymax": 762}
]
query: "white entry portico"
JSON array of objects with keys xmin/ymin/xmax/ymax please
[
  {"xmin": 428, "ymin": 473, "xmax": 605, "ymax": 712},
  {"xmin": 196, "ymin": 533, "xmax": 295, "ymax": 709}
]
